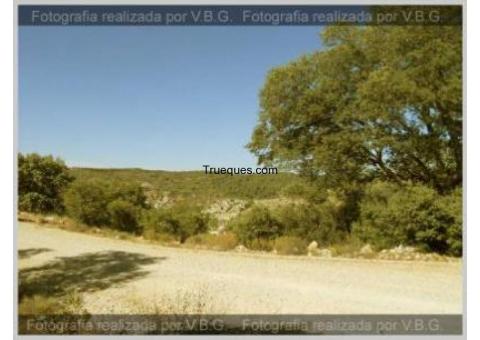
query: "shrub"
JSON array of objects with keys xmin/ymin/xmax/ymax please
[
  {"xmin": 353, "ymin": 181, "xmax": 462, "ymax": 255},
  {"xmin": 107, "ymin": 199, "xmax": 141, "ymax": 234},
  {"xmin": 64, "ymin": 179, "xmax": 147, "ymax": 229},
  {"xmin": 274, "ymin": 236, "xmax": 307, "ymax": 255},
  {"xmin": 18, "ymin": 153, "xmax": 73, "ymax": 213},
  {"xmin": 63, "ymin": 179, "xmax": 111, "ymax": 226},
  {"xmin": 229, "ymin": 205, "xmax": 282, "ymax": 244},
  {"xmin": 274, "ymin": 203, "xmax": 342, "ymax": 245},
  {"xmin": 437, "ymin": 188, "xmax": 462, "ymax": 256},
  {"xmin": 141, "ymin": 203, "xmax": 213, "ymax": 243},
  {"xmin": 19, "ymin": 192, "xmax": 53, "ymax": 214}
]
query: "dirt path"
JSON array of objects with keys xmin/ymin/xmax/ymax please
[{"xmin": 18, "ymin": 222, "xmax": 462, "ymax": 314}]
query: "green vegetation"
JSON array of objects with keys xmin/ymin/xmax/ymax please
[
  {"xmin": 18, "ymin": 26, "xmax": 462, "ymax": 257},
  {"xmin": 70, "ymin": 167, "xmax": 302, "ymax": 202},
  {"xmin": 229, "ymin": 205, "xmax": 282, "ymax": 247},
  {"xmin": 245, "ymin": 25, "xmax": 462, "ymax": 255},
  {"xmin": 141, "ymin": 203, "xmax": 214, "ymax": 243},
  {"xmin": 63, "ymin": 178, "xmax": 146, "ymax": 233},
  {"xmin": 352, "ymin": 181, "xmax": 462, "ymax": 256},
  {"xmin": 248, "ymin": 25, "xmax": 461, "ymax": 194},
  {"xmin": 227, "ymin": 201, "xmax": 343, "ymax": 250},
  {"xmin": 18, "ymin": 153, "xmax": 73, "ymax": 213}
]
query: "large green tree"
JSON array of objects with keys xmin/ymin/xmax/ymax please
[{"xmin": 248, "ymin": 25, "xmax": 462, "ymax": 193}]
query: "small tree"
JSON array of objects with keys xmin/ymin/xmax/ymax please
[{"xmin": 18, "ymin": 153, "xmax": 73, "ymax": 213}]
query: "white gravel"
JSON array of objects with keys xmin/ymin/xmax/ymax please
[{"xmin": 18, "ymin": 222, "xmax": 462, "ymax": 314}]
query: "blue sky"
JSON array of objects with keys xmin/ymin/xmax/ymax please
[{"xmin": 19, "ymin": 26, "xmax": 323, "ymax": 170}]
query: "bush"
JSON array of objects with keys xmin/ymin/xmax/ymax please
[
  {"xmin": 107, "ymin": 199, "xmax": 141, "ymax": 234},
  {"xmin": 229, "ymin": 202, "xmax": 348, "ymax": 251},
  {"xmin": 274, "ymin": 236, "xmax": 307, "ymax": 255},
  {"xmin": 64, "ymin": 179, "xmax": 147, "ymax": 229},
  {"xmin": 437, "ymin": 188, "xmax": 462, "ymax": 256},
  {"xmin": 141, "ymin": 203, "xmax": 213, "ymax": 243},
  {"xmin": 19, "ymin": 192, "xmax": 53, "ymax": 214},
  {"xmin": 63, "ymin": 179, "xmax": 112, "ymax": 226},
  {"xmin": 353, "ymin": 181, "xmax": 462, "ymax": 255},
  {"xmin": 229, "ymin": 205, "xmax": 282, "ymax": 244},
  {"xmin": 274, "ymin": 203, "xmax": 342, "ymax": 245},
  {"xmin": 18, "ymin": 153, "xmax": 73, "ymax": 213}
]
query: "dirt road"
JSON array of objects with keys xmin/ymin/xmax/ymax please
[{"xmin": 18, "ymin": 222, "xmax": 462, "ymax": 314}]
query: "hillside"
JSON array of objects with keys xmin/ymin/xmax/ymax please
[{"xmin": 70, "ymin": 167, "xmax": 304, "ymax": 202}]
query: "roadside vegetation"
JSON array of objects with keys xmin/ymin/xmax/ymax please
[{"xmin": 17, "ymin": 23, "xmax": 462, "ymax": 258}]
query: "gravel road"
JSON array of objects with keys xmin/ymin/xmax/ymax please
[{"xmin": 18, "ymin": 222, "xmax": 462, "ymax": 314}]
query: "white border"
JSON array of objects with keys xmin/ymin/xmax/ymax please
[
  {"xmin": 8, "ymin": 1, "xmax": 471, "ymax": 339},
  {"xmin": 2, "ymin": 0, "xmax": 14, "ymax": 339}
]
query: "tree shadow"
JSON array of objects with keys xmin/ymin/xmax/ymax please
[
  {"xmin": 19, "ymin": 251, "xmax": 164, "ymax": 301},
  {"xmin": 18, "ymin": 248, "xmax": 52, "ymax": 259}
]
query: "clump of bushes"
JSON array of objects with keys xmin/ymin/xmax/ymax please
[
  {"xmin": 274, "ymin": 236, "xmax": 307, "ymax": 255},
  {"xmin": 63, "ymin": 179, "xmax": 146, "ymax": 233},
  {"xmin": 141, "ymin": 203, "xmax": 215, "ymax": 243},
  {"xmin": 107, "ymin": 200, "xmax": 141, "ymax": 233},
  {"xmin": 352, "ymin": 181, "xmax": 462, "ymax": 256},
  {"xmin": 228, "ymin": 205, "xmax": 282, "ymax": 249},
  {"xmin": 274, "ymin": 202, "xmax": 343, "ymax": 245},
  {"xmin": 228, "ymin": 201, "xmax": 346, "ymax": 252}
]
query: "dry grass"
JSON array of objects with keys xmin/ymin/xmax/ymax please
[
  {"xmin": 185, "ymin": 232, "xmax": 239, "ymax": 251},
  {"xmin": 120, "ymin": 285, "xmax": 220, "ymax": 315},
  {"xmin": 274, "ymin": 236, "xmax": 307, "ymax": 255},
  {"xmin": 19, "ymin": 292, "xmax": 87, "ymax": 315}
]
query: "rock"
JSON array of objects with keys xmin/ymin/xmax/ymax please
[
  {"xmin": 307, "ymin": 241, "xmax": 319, "ymax": 256},
  {"xmin": 360, "ymin": 244, "xmax": 374, "ymax": 255},
  {"xmin": 307, "ymin": 241, "xmax": 319, "ymax": 251}
]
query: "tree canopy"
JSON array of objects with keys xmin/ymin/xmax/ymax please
[
  {"xmin": 18, "ymin": 153, "xmax": 73, "ymax": 213},
  {"xmin": 248, "ymin": 25, "xmax": 462, "ymax": 193}
]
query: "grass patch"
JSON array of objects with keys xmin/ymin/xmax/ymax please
[
  {"xmin": 274, "ymin": 236, "xmax": 307, "ymax": 255},
  {"xmin": 185, "ymin": 232, "xmax": 239, "ymax": 251}
]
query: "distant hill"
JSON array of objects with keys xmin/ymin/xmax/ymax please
[{"xmin": 70, "ymin": 167, "xmax": 305, "ymax": 202}]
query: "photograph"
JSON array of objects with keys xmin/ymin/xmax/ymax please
[{"xmin": 15, "ymin": 3, "xmax": 463, "ymax": 336}]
